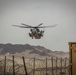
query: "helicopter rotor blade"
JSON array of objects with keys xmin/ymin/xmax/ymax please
[
  {"xmin": 12, "ymin": 25, "xmax": 33, "ymax": 28},
  {"xmin": 38, "ymin": 24, "xmax": 58, "ymax": 28},
  {"xmin": 37, "ymin": 23, "xmax": 43, "ymax": 27},
  {"xmin": 12, "ymin": 24, "xmax": 57, "ymax": 29},
  {"xmin": 21, "ymin": 23, "xmax": 33, "ymax": 27}
]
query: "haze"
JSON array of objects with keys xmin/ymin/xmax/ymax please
[{"xmin": 0, "ymin": 0, "xmax": 76, "ymax": 52}]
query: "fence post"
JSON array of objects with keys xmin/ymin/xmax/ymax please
[
  {"xmin": 13, "ymin": 55, "xmax": 15, "ymax": 75},
  {"xmin": 46, "ymin": 57, "xmax": 47, "ymax": 75},
  {"xmin": 64, "ymin": 57, "xmax": 66, "ymax": 73},
  {"xmin": 4, "ymin": 56, "xmax": 6, "ymax": 75},
  {"xmin": 51, "ymin": 57, "xmax": 54, "ymax": 75},
  {"xmin": 60, "ymin": 57, "xmax": 62, "ymax": 74},
  {"xmin": 56, "ymin": 57, "xmax": 58, "ymax": 75},
  {"xmin": 33, "ymin": 58, "xmax": 35, "ymax": 75},
  {"xmin": 22, "ymin": 56, "xmax": 28, "ymax": 75}
]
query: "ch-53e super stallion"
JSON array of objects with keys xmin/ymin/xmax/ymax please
[{"xmin": 12, "ymin": 23, "xmax": 57, "ymax": 39}]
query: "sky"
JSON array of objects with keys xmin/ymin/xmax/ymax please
[{"xmin": 0, "ymin": 0, "xmax": 76, "ymax": 52}]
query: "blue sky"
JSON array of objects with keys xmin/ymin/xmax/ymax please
[{"xmin": 0, "ymin": 0, "xmax": 76, "ymax": 52}]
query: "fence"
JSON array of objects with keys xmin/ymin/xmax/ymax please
[{"xmin": 0, "ymin": 56, "xmax": 70, "ymax": 75}]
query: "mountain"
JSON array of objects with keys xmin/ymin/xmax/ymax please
[{"xmin": 0, "ymin": 43, "xmax": 69, "ymax": 58}]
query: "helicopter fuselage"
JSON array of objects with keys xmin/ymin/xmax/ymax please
[{"xmin": 29, "ymin": 28, "xmax": 44, "ymax": 39}]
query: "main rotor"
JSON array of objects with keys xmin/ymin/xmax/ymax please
[{"xmin": 12, "ymin": 23, "xmax": 57, "ymax": 29}]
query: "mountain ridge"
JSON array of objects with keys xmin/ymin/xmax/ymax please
[{"xmin": 0, "ymin": 43, "xmax": 69, "ymax": 58}]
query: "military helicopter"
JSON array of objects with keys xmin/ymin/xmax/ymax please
[{"xmin": 12, "ymin": 23, "xmax": 57, "ymax": 39}]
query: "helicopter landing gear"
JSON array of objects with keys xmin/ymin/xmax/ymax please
[
  {"xmin": 29, "ymin": 33, "xmax": 34, "ymax": 39},
  {"xmin": 29, "ymin": 33, "xmax": 31, "ymax": 37}
]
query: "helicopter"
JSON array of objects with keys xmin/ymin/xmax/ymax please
[{"xmin": 12, "ymin": 23, "xmax": 57, "ymax": 39}]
